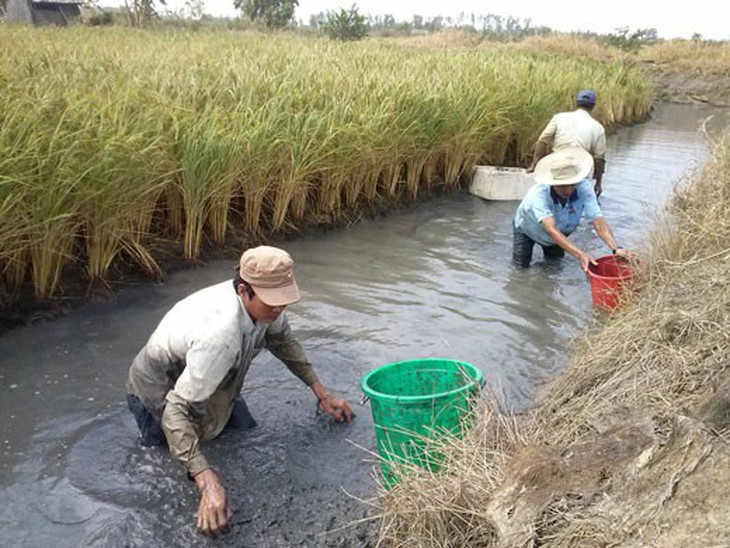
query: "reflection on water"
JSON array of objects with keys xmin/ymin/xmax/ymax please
[{"xmin": 0, "ymin": 103, "xmax": 727, "ymax": 547}]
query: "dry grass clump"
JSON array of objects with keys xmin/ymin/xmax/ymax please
[
  {"xmin": 389, "ymin": 29, "xmax": 485, "ymax": 50},
  {"xmin": 510, "ymin": 36, "xmax": 730, "ymax": 78},
  {"xmin": 374, "ymin": 135, "xmax": 730, "ymax": 546},
  {"xmin": 506, "ymin": 35, "xmax": 627, "ymax": 63},
  {"xmin": 374, "ymin": 400, "xmax": 526, "ymax": 547},
  {"xmin": 639, "ymin": 39, "xmax": 730, "ymax": 75}
]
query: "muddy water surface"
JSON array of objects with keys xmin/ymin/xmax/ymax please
[{"xmin": 0, "ymin": 104, "xmax": 727, "ymax": 547}]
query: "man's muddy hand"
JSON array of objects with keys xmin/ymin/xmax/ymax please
[
  {"xmin": 319, "ymin": 395, "xmax": 354, "ymax": 423},
  {"xmin": 194, "ymin": 468, "xmax": 232, "ymax": 537}
]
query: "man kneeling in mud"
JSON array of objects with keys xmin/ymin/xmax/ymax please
[{"xmin": 126, "ymin": 245, "xmax": 352, "ymax": 536}]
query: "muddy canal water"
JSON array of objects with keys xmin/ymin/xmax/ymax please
[{"xmin": 0, "ymin": 104, "xmax": 727, "ymax": 547}]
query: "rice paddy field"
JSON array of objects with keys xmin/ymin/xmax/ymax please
[{"xmin": 0, "ymin": 26, "xmax": 652, "ymax": 310}]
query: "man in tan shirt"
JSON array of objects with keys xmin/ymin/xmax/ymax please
[
  {"xmin": 126, "ymin": 245, "xmax": 352, "ymax": 537},
  {"xmin": 527, "ymin": 89, "xmax": 607, "ymax": 197}
]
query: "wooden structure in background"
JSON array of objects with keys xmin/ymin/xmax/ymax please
[{"xmin": 6, "ymin": 0, "xmax": 83, "ymax": 25}]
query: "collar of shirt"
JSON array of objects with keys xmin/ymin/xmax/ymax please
[
  {"xmin": 550, "ymin": 187, "xmax": 579, "ymax": 204},
  {"xmin": 236, "ymin": 294, "xmax": 260, "ymax": 335}
]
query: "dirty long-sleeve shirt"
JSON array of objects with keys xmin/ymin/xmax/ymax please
[{"xmin": 125, "ymin": 280, "xmax": 319, "ymax": 476}]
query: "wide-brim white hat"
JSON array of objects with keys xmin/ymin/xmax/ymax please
[{"xmin": 534, "ymin": 147, "xmax": 593, "ymax": 186}]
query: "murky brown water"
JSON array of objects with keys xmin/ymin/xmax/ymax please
[{"xmin": 0, "ymin": 103, "xmax": 727, "ymax": 547}]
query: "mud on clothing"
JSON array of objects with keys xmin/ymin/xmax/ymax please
[
  {"xmin": 537, "ymin": 108, "xmax": 606, "ymax": 161},
  {"xmin": 126, "ymin": 280, "xmax": 319, "ymax": 476}
]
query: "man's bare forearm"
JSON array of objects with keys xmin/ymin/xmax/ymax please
[{"xmin": 592, "ymin": 218, "xmax": 618, "ymax": 250}]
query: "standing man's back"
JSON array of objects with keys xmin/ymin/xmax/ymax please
[
  {"xmin": 543, "ymin": 109, "xmax": 605, "ymax": 157},
  {"xmin": 527, "ymin": 89, "xmax": 607, "ymax": 197}
]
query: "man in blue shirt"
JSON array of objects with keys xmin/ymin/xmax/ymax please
[{"xmin": 513, "ymin": 147, "xmax": 625, "ymax": 270}]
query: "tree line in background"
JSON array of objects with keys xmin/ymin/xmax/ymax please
[
  {"xmin": 191, "ymin": 0, "xmax": 679, "ymax": 49},
  {"xmin": 236, "ymin": 0, "xmax": 298, "ymax": 29},
  {"xmin": 196, "ymin": 0, "xmax": 554, "ymax": 41},
  {"xmin": 0, "ymin": 0, "xmax": 714, "ymax": 49},
  {"xmin": 309, "ymin": 9, "xmax": 554, "ymax": 41}
]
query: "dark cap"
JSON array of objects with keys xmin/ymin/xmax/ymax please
[{"xmin": 577, "ymin": 89, "xmax": 596, "ymax": 106}]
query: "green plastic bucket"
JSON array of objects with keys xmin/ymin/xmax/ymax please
[{"xmin": 361, "ymin": 358, "xmax": 483, "ymax": 486}]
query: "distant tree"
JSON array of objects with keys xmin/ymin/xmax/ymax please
[
  {"xmin": 324, "ymin": 4, "xmax": 368, "ymax": 41},
  {"xmin": 474, "ymin": 13, "xmax": 535, "ymax": 40},
  {"xmin": 426, "ymin": 16, "xmax": 444, "ymax": 32},
  {"xmin": 235, "ymin": 0, "xmax": 298, "ymax": 28},
  {"xmin": 183, "ymin": 0, "xmax": 204, "ymax": 20},
  {"xmin": 309, "ymin": 11, "xmax": 325, "ymax": 28},
  {"xmin": 124, "ymin": 0, "xmax": 166, "ymax": 26},
  {"xmin": 368, "ymin": 13, "xmax": 414, "ymax": 35},
  {"xmin": 604, "ymin": 27, "xmax": 658, "ymax": 53},
  {"xmin": 363, "ymin": 11, "xmax": 551, "ymax": 39},
  {"xmin": 86, "ymin": 10, "xmax": 114, "ymax": 25}
]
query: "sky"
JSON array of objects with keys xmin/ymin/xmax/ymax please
[{"xmin": 117, "ymin": 0, "xmax": 728, "ymax": 40}]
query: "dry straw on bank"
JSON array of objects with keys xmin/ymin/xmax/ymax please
[{"xmin": 375, "ymin": 134, "xmax": 730, "ymax": 547}]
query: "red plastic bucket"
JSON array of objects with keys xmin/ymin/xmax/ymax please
[{"xmin": 587, "ymin": 255, "xmax": 635, "ymax": 311}]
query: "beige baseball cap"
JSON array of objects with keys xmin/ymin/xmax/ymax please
[{"xmin": 239, "ymin": 246, "xmax": 301, "ymax": 306}]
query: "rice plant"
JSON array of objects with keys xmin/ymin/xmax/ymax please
[{"xmin": 0, "ymin": 27, "xmax": 653, "ymax": 305}]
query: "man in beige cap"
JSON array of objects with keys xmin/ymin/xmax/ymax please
[
  {"xmin": 126, "ymin": 245, "xmax": 352, "ymax": 537},
  {"xmin": 513, "ymin": 147, "xmax": 625, "ymax": 270}
]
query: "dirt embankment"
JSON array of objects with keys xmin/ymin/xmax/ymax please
[
  {"xmin": 636, "ymin": 40, "xmax": 730, "ymax": 106},
  {"xmin": 640, "ymin": 62, "xmax": 730, "ymax": 106}
]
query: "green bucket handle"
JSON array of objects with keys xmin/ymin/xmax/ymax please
[{"xmin": 360, "ymin": 368, "xmax": 486, "ymax": 406}]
